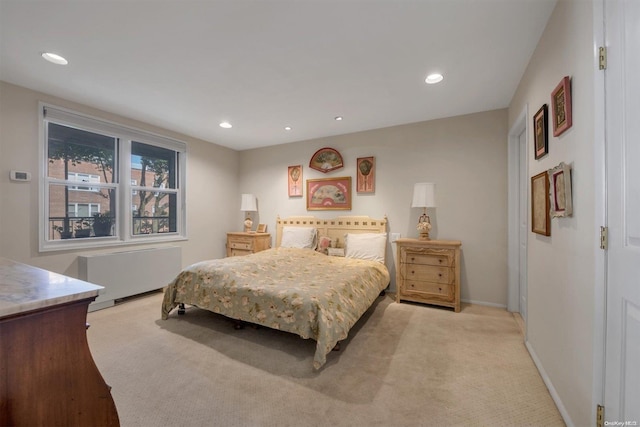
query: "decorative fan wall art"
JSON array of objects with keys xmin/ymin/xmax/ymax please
[{"xmin": 309, "ymin": 147, "xmax": 343, "ymax": 173}]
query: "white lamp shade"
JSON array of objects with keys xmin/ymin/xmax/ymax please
[
  {"xmin": 240, "ymin": 193, "xmax": 257, "ymax": 212},
  {"xmin": 411, "ymin": 183, "xmax": 436, "ymax": 208}
]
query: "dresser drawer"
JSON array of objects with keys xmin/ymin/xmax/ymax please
[
  {"xmin": 403, "ymin": 280, "xmax": 454, "ymax": 301},
  {"xmin": 229, "ymin": 248, "xmax": 252, "ymax": 257},
  {"xmin": 229, "ymin": 238, "xmax": 254, "ymax": 250},
  {"xmin": 402, "ymin": 264, "xmax": 453, "ymax": 284},
  {"xmin": 403, "ymin": 248, "xmax": 454, "ymax": 267}
]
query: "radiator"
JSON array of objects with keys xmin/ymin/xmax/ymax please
[{"xmin": 78, "ymin": 246, "xmax": 181, "ymax": 311}]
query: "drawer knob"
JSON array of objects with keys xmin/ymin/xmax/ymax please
[
  {"xmin": 411, "ymin": 270, "xmax": 415, "ymax": 274},
  {"xmin": 439, "ymin": 259, "xmax": 443, "ymax": 264},
  {"xmin": 438, "ymin": 273, "xmax": 442, "ymax": 277},
  {"xmin": 411, "ymin": 257, "xmax": 415, "ymax": 262}
]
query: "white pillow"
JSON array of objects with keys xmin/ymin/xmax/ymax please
[
  {"xmin": 344, "ymin": 233, "xmax": 387, "ymax": 263},
  {"xmin": 280, "ymin": 227, "xmax": 318, "ymax": 249}
]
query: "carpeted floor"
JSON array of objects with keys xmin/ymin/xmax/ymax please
[{"xmin": 87, "ymin": 291, "xmax": 565, "ymax": 427}]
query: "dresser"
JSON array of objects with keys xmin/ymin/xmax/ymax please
[
  {"xmin": 0, "ymin": 257, "xmax": 119, "ymax": 426},
  {"xmin": 395, "ymin": 238, "xmax": 462, "ymax": 312},
  {"xmin": 226, "ymin": 232, "xmax": 271, "ymax": 257}
]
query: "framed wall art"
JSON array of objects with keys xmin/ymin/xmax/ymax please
[
  {"xmin": 288, "ymin": 165, "xmax": 303, "ymax": 197},
  {"xmin": 356, "ymin": 156, "xmax": 375, "ymax": 193},
  {"xmin": 551, "ymin": 76, "xmax": 572, "ymax": 137},
  {"xmin": 309, "ymin": 147, "xmax": 343, "ymax": 173},
  {"xmin": 306, "ymin": 176, "xmax": 352, "ymax": 210},
  {"xmin": 534, "ymin": 104, "xmax": 548, "ymax": 160},
  {"xmin": 548, "ymin": 162, "xmax": 573, "ymax": 218},
  {"xmin": 531, "ymin": 171, "xmax": 550, "ymax": 236}
]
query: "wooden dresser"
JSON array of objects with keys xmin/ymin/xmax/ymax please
[
  {"xmin": 226, "ymin": 232, "xmax": 271, "ymax": 257},
  {"xmin": 395, "ymin": 238, "xmax": 462, "ymax": 312},
  {"xmin": 0, "ymin": 257, "xmax": 119, "ymax": 426}
]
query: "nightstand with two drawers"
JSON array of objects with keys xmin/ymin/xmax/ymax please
[{"xmin": 226, "ymin": 232, "xmax": 271, "ymax": 257}]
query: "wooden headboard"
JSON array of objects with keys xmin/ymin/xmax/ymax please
[{"xmin": 275, "ymin": 215, "xmax": 387, "ymax": 249}]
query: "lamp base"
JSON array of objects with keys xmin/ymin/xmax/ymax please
[
  {"xmin": 244, "ymin": 217, "xmax": 253, "ymax": 233},
  {"xmin": 419, "ymin": 231, "xmax": 431, "ymax": 241}
]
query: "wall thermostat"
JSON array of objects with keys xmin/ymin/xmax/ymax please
[{"xmin": 10, "ymin": 170, "xmax": 31, "ymax": 182}]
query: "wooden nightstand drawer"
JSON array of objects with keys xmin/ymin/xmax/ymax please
[
  {"xmin": 229, "ymin": 239, "xmax": 253, "ymax": 250},
  {"xmin": 229, "ymin": 248, "xmax": 252, "ymax": 256},
  {"xmin": 403, "ymin": 280, "xmax": 454, "ymax": 301},
  {"xmin": 405, "ymin": 252, "xmax": 453, "ymax": 267},
  {"xmin": 395, "ymin": 239, "xmax": 462, "ymax": 312},
  {"xmin": 403, "ymin": 264, "xmax": 452, "ymax": 284}
]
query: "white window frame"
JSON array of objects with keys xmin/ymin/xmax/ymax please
[{"xmin": 39, "ymin": 103, "xmax": 187, "ymax": 252}]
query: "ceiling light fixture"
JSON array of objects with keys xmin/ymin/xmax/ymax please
[
  {"xmin": 284, "ymin": 126, "xmax": 292, "ymax": 131},
  {"xmin": 219, "ymin": 122, "xmax": 232, "ymax": 129},
  {"xmin": 41, "ymin": 52, "xmax": 68, "ymax": 65},
  {"xmin": 334, "ymin": 116, "xmax": 343, "ymax": 121},
  {"xmin": 425, "ymin": 73, "xmax": 444, "ymax": 84}
]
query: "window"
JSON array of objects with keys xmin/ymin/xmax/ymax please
[
  {"xmin": 40, "ymin": 104, "xmax": 187, "ymax": 251},
  {"xmin": 68, "ymin": 172, "xmax": 101, "ymax": 191}
]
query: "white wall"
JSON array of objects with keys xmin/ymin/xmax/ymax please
[
  {"xmin": 0, "ymin": 81, "xmax": 239, "ymax": 276},
  {"xmin": 239, "ymin": 109, "xmax": 509, "ymax": 305},
  {"xmin": 508, "ymin": 1, "xmax": 596, "ymax": 425}
]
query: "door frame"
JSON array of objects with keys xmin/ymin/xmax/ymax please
[
  {"xmin": 507, "ymin": 106, "xmax": 528, "ymax": 322},
  {"xmin": 592, "ymin": 0, "xmax": 607, "ymax": 420}
]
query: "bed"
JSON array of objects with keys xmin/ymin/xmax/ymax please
[{"xmin": 161, "ymin": 215, "xmax": 390, "ymax": 369}]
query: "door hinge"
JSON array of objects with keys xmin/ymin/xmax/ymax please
[
  {"xmin": 599, "ymin": 46, "xmax": 607, "ymax": 70},
  {"xmin": 600, "ymin": 226, "xmax": 608, "ymax": 250},
  {"xmin": 597, "ymin": 404, "xmax": 604, "ymax": 427}
]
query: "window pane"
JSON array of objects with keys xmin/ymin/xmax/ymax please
[
  {"xmin": 131, "ymin": 190, "xmax": 176, "ymax": 235},
  {"xmin": 131, "ymin": 141, "xmax": 176, "ymax": 189},
  {"xmin": 48, "ymin": 183, "xmax": 116, "ymax": 240},
  {"xmin": 48, "ymin": 122, "xmax": 116, "ymax": 183}
]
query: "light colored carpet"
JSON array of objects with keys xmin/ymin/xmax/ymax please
[{"xmin": 87, "ymin": 291, "xmax": 565, "ymax": 427}]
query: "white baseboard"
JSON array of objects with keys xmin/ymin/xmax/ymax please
[
  {"xmin": 461, "ymin": 299, "xmax": 507, "ymax": 309},
  {"xmin": 525, "ymin": 340, "xmax": 574, "ymax": 427}
]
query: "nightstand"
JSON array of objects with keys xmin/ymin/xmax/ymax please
[
  {"xmin": 395, "ymin": 238, "xmax": 462, "ymax": 312},
  {"xmin": 226, "ymin": 232, "xmax": 271, "ymax": 257}
]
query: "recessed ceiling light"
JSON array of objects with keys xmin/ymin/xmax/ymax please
[
  {"xmin": 284, "ymin": 126, "xmax": 292, "ymax": 131},
  {"xmin": 41, "ymin": 52, "xmax": 68, "ymax": 65},
  {"xmin": 334, "ymin": 116, "xmax": 343, "ymax": 121},
  {"xmin": 219, "ymin": 122, "xmax": 232, "ymax": 129},
  {"xmin": 425, "ymin": 73, "xmax": 444, "ymax": 84}
]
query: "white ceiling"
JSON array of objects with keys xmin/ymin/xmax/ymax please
[{"xmin": 0, "ymin": 0, "xmax": 556, "ymax": 151}]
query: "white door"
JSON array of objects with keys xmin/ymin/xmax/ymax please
[{"xmin": 604, "ymin": 0, "xmax": 640, "ymax": 420}]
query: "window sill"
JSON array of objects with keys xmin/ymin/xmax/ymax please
[{"xmin": 39, "ymin": 234, "xmax": 187, "ymax": 253}]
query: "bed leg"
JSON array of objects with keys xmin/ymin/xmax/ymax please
[
  {"xmin": 332, "ymin": 341, "xmax": 341, "ymax": 351},
  {"xmin": 178, "ymin": 303, "xmax": 185, "ymax": 315}
]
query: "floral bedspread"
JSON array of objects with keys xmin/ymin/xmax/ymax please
[{"xmin": 162, "ymin": 248, "xmax": 390, "ymax": 369}]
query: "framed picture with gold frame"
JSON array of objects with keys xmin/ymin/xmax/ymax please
[
  {"xmin": 287, "ymin": 165, "xmax": 303, "ymax": 197},
  {"xmin": 306, "ymin": 176, "xmax": 351, "ymax": 210},
  {"xmin": 531, "ymin": 171, "xmax": 550, "ymax": 236},
  {"xmin": 256, "ymin": 223, "xmax": 267, "ymax": 233},
  {"xmin": 356, "ymin": 156, "xmax": 375, "ymax": 193}
]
